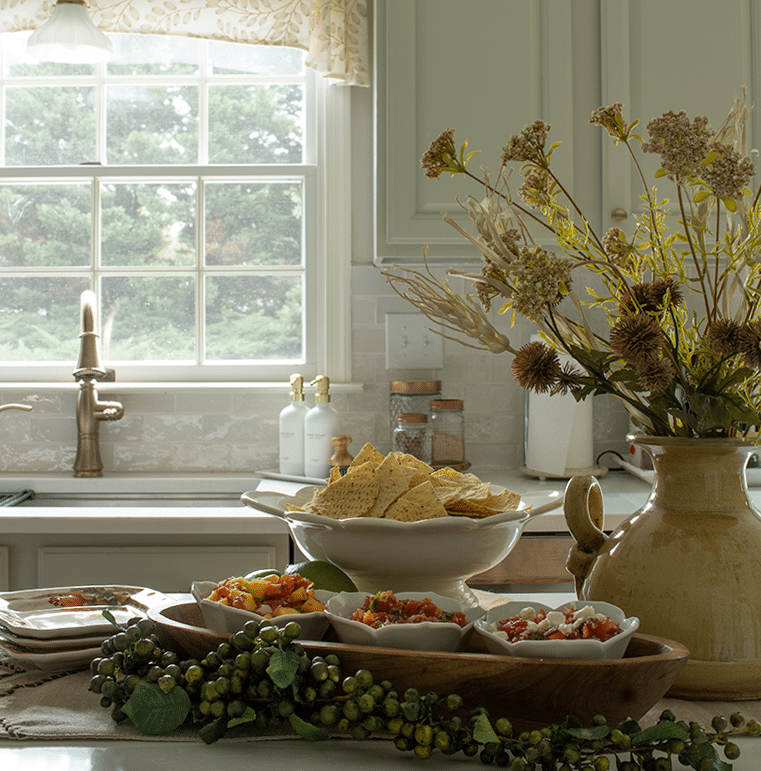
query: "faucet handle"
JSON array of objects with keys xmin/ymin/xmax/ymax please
[{"xmin": 74, "ymin": 331, "xmax": 107, "ymax": 380}]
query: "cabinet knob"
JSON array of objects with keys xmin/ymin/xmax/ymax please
[{"xmin": 611, "ymin": 207, "xmax": 628, "ymax": 223}]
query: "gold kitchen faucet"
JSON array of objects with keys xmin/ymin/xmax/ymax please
[{"xmin": 73, "ymin": 290, "xmax": 124, "ymax": 477}]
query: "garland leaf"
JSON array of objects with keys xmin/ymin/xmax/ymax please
[{"xmin": 121, "ymin": 681, "xmax": 191, "ymax": 736}]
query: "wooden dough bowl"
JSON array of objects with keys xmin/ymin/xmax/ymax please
[{"xmin": 150, "ymin": 601, "xmax": 689, "ymax": 731}]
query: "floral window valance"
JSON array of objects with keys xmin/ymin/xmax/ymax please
[{"xmin": 0, "ymin": 0, "xmax": 370, "ymax": 86}]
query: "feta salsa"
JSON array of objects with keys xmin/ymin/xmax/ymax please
[{"xmin": 489, "ymin": 605, "xmax": 623, "ymax": 642}]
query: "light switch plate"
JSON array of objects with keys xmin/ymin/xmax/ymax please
[{"xmin": 385, "ymin": 312, "xmax": 444, "ymax": 369}]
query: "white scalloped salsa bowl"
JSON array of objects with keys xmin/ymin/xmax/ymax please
[
  {"xmin": 191, "ymin": 580, "xmax": 334, "ymax": 641},
  {"xmin": 475, "ymin": 600, "xmax": 639, "ymax": 660},
  {"xmin": 325, "ymin": 591, "xmax": 484, "ymax": 652}
]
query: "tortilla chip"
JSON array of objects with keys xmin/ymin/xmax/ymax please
[
  {"xmin": 383, "ymin": 480, "xmax": 448, "ymax": 522},
  {"xmin": 430, "ymin": 467, "xmax": 464, "ymax": 480},
  {"xmin": 437, "ymin": 482, "xmax": 492, "ymax": 508},
  {"xmin": 364, "ymin": 454, "xmax": 409, "ymax": 517},
  {"xmin": 486, "ymin": 488, "xmax": 522, "ymax": 511},
  {"xmin": 448, "ymin": 488, "xmax": 522, "ymax": 517},
  {"xmin": 349, "ymin": 442, "xmax": 385, "ymax": 470},
  {"xmin": 396, "ymin": 453, "xmax": 434, "ymax": 475},
  {"xmin": 289, "ymin": 442, "xmax": 518, "ymax": 523},
  {"xmin": 310, "ymin": 460, "xmax": 380, "ymax": 519}
]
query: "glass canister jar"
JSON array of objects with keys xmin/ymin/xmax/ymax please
[
  {"xmin": 393, "ymin": 413, "xmax": 431, "ymax": 463},
  {"xmin": 389, "ymin": 380, "xmax": 441, "ymax": 443},
  {"xmin": 429, "ymin": 399, "xmax": 465, "ymax": 467},
  {"xmin": 389, "ymin": 381, "xmax": 441, "ymax": 422}
]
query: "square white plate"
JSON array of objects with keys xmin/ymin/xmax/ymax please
[{"xmin": 0, "ymin": 586, "xmax": 170, "ymax": 640}]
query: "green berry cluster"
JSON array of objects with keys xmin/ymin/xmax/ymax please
[
  {"xmin": 88, "ymin": 617, "xmax": 753, "ymax": 768},
  {"xmin": 88, "ymin": 616, "xmax": 175, "ymax": 723}
]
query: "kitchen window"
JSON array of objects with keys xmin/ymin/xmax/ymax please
[{"xmin": 0, "ymin": 32, "xmax": 349, "ymax": 384}]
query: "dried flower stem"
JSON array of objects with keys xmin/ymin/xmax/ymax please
[{"xmin": 391, "ymin": 101, "xmax": 761, "ymax": 438}]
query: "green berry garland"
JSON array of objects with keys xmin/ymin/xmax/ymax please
[{"xmin": 87, "ymin": 615, "xmax": 758, "ymax": 769}]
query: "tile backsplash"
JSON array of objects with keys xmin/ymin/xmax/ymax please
[{"xmin": 0, "ymin": 265, "xmax": 630, "ymax": 476}]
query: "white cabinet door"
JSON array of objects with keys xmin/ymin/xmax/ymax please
[
  {"xmin": 375, "ymin": 0, "xmax": 581, "ymax": 265},
  {"xmin": 600, "ymin": 0, "xmax": 756, "ymax": 230}
]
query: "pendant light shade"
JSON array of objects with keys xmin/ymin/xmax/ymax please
[{"xmin": 27, "ymin": 0, "xmax": 113, "ymax": 64}]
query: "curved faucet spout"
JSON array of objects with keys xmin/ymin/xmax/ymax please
[
  {"xmin": 72, "ymin": 290, "xmax": 123, "ymax": 477},
  {"xmin": 74, "ymin": 289, "xmax": 107, "ymax": 381}
]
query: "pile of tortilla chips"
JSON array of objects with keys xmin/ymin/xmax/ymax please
[{"xmin": 287, "ymin": 443, "xmax": 521, "ymax": 522}]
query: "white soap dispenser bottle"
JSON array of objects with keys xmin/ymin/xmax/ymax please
[
  {"xmin": 279, "ymin": 374, "xmax": 309, "ymax": 476},
  {"xmin": 304, "ymin": 375, "xmax": 342, "ymax": 479}
]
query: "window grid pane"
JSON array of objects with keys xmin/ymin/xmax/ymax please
[{"xmin": 0, "ymin": 36, "xmax": 310, "ymax": 370}]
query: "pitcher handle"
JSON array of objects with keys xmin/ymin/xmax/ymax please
[{"xmin": 564, "ymin": 475, "xmax": 607, "ymax": 595}]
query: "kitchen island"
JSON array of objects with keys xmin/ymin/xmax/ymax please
[{"xmin": 1, "ymin": 470, "xmax": 760, "ymax": 769}]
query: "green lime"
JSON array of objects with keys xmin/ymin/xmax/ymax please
[
  {"xmin": 245, "ymin": 568, "xmax": 280, "ymax": 580},
  {"xmin": 285, "ymin": 560, "xmax": 358, "ymax": 592}
]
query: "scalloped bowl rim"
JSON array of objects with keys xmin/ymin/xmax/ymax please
[
  {"xmin": 475, "ymin": 600, "xmax": 640, "ymax": 659},
  {"xmin": 324, "ymin": 591, "xmax": 485, "ymax": 649},
  {"xmin": 241, "ymin": 486, "xmax": 548, "ymax": 532},
  {"xmin": 191, "ymin": 580, "xmax": 334, "ymax": 634}
]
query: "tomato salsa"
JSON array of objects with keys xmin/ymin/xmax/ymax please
[
  {"xmin": 490, "ymin": 605, "xmax": 622, "ymax": 642},
  {"xmin": 351, "ymin": 590, "xmax": 468, "ymax": 628}
]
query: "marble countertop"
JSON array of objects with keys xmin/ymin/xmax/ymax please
[
  {"xmin": 0, "ymin": 467, "xmax": 655, "ymax": 535},
  {"xmin": 0, "ymin": 736, "xmax": 758, "ymax": 771},
  {"xmin": 0, "ymin": 464, "xmax": 758, "ymax": 536}
]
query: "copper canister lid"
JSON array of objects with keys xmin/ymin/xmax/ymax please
[
  {"xmin": 389, "ymin": 380, "xmax": 441, "ymax": 394},
  {"xmin": 395, "ymin": 413, "xmax": 428, "ymax": 423},
  {"xmin": 430, "ymin": 399, "xmax": 463, "ymax": 410}
]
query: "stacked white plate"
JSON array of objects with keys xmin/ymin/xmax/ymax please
[{"xmin": 0, "ymin": 585, "xmax": 169, "ymax": 671}]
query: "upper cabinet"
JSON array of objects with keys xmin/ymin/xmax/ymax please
[
  {"xmin": 599, "ymin": 0, "xmax": 758, "ymax": 235},
  {"xmin": 374, "ymin": 0, "xmax": 584, "ymax": 265},
  {"xmin": 374, "ymin": 0, "xmax": 761, "ymax": 265}
]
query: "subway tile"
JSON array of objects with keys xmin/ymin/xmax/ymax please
[{"xmin": 143, "ymin": 415, "xmax": 205, "ymax": 442}]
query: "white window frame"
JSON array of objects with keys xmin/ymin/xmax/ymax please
[{"xmin": 0, "ymin": 52, "xmax": 352, "ymax": 386}]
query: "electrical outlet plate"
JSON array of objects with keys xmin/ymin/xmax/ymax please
[{"xmin": 385, "ymin": 313, "xmax": 444, "ymax": 369}]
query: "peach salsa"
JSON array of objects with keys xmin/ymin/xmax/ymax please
[
  {"xmin": 490, "ymin": 605, "xmax": 622, "ymax": 642},
  {"xmin": 206, "ymin": 574, "xmax": 326, "ymax": 619},
  {"xmin": 351, "ymin": 590, "xmax": 468, "ymax": 628}
]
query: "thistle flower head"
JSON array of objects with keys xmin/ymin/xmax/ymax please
[
  {"xmin": 552, "ymin": 362, "xmax": 585, "ymax": 396},
  {"xmin": 706, "ymin": 318, "xmax": 743, "ymax": 356},
  {"xmin": 511, "ymin": 340, "xmax": 561, "ymax": 393},
  {"xmin": 739, "ymin": 321, "xmax": 761, "ymax": 370},
  {"xmin": 609, "ymin": 313, "xmax": 665, "ymax": 368},
  {"xmin": 620, "ymin": 278, "xmax": 684, "ymax": 313},
  {"xmin": 619, "ymin": 283, "xmax": 657, "ymax": 314},
  {"xmin": 650, "ymin": 277, "xmax": 684, "ymax": 309},
  {"xmin": 637, "ymin": 357, "xmax": 675, "ymax": 392}
]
